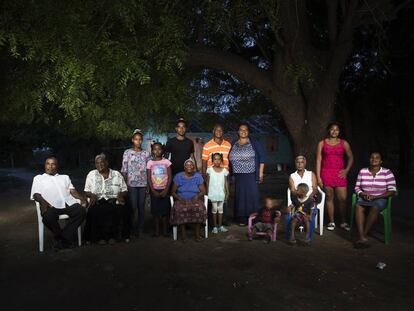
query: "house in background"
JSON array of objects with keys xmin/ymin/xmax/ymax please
[
  {"xmin": 102, "ymin": 114, "xmax": 293, "ymax": 172},
  {"xmin": 162, "ymin": 114, "xmax": 293, "ymax": 173}
]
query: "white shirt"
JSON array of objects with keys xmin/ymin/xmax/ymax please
[
  {"xmin": 84, "ymin": 169, "xmax": 127, "ymax": 200},
  {"xmin": 290, "ymin": 169, "xmax": 314, "ymax": 196},
  {"xmin": 30, "ymin": 173, "xmax": 79, "ymax": 209}
]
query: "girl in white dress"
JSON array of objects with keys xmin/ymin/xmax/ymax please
[{"xmin": 206, "ymin": 153, "xmax": 229, "ymax": 233}]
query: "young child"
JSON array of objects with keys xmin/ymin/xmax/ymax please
[
  {"xmin": 249, "ymin": 197, "xmax": 282, "ymax": 242},
  {"xmin": 206, "ymin": 153, "xmax": 229, "ymax": 234},
  {"xmin": 147, "ymin": 142, "xmax": 172, "ymax": 237},
  {"xmin": 121, "ymin": 129, "xmax": 150, "ymax": 238},
  {"xmin": 289, "ymin": 183, "xmax": 315, "ymax": 245}
]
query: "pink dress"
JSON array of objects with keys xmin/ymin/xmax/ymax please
[{"xmin": 320, "ymin": 139, "xmax": 347, "ymax": 188}]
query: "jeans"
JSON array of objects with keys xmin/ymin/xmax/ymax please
[{"xmin": 128, "ymin": 186, "xmax": 146, "ymax": 233}]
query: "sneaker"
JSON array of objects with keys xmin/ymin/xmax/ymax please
[
  {"xmin": 124, "ymin": 238, "xmax": 130, "ymax": 243},
  {"xmin": 248, "ymin": 235, "xmax": 253, "ymax": 241},
  {"xmin": 327, "ymin": 222, "xmax": 336, "ymax": 231},
  {"xmin": 108, "ymin": 238, "xmax": 116, "ymax": 245},
  {"xmin": 212, "ymin": 227, "xmax": 218, "ymax": 234},
  {"xmin": 98, "ymin": 239, "xmax": 107, "ymax": 245},
  {"xmin": 340, "ymin": 222, "xmax": 351, "ymax": 231},
  {"xmin": 218, "ymin": 226, "xmax": 228, "ymax": 233}
]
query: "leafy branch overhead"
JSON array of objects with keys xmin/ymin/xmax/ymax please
[{"xmin": 0, "ymin": 0, "xmax": 189, "ymax": 138}]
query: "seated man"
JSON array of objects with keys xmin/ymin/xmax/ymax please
[
  {"xmin": 288, "ymin": 155, "xmax": 319, "ymax": 213},
  {"xmin": 84, "ymin": 154, "xmax": 128, "ymax": 244},
  {"xmin": 30, "ymin": 156, "xmax": 87, "ymax": 250},
  {"xmin": 354, "ymin": 152, "xmax": 397, "ymax": 248}
]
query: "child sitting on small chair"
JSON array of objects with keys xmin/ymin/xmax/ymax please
[
  {"xmin": 248, "ymin": 197, "xmax": 281, "ymax": 242},
  {"xmin": 289, "ymin": 183, "xmax": 315, "ymax": 245}
]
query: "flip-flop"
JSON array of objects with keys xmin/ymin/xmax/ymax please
[{"xmin": 354, "ymin": 240, "xmax": 370, "ymax": 249}]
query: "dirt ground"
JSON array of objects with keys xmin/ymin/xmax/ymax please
[{"xmin": 0, "ymin": 169, "xmax": 413, "ymax": 311}]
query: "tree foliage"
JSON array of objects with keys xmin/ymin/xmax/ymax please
[
  {"xmin": 0, "ymin": 0, "xmax": 412, "ymax": 169},
  {"xmin": 0, "ymin": 0, "xmax": 190, "ymax": 139}
]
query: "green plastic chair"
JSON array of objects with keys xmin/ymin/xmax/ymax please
[{"xmin": 350, "ymin": 192, "xmax": 397, "ymax": 245}]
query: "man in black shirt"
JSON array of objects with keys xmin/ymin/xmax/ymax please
[{"xmin": 165, "ymin": 118, "xmax": 196, "ymax": 175}]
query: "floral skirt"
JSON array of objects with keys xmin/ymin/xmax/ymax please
[{"xmin": 170, "ymin": 200, "xmax": 207, "ymax": 225}]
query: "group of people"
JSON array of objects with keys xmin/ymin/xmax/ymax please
[{"xmin": 30, "ymin": 120, "xmax": 396, "ymax": 250}]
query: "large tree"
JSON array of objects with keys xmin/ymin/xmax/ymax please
[
  {"xmin": 0, "ymin": 0, "xmax": 410, "ymax": 165},
  {"xmin": 184, "ymin": 0, "xmax": 403, "ymax": 161}
]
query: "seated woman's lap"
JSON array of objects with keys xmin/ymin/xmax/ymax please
[{"xmin": 170, "ymin": 200, "xmax": 207, "ymax": 225}]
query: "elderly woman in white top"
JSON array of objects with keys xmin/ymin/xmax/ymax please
[
  {"xmin": 288, "ymin": 155, "xmax": 319, "ymax": 212},
  {"xmin": 84, "ymin": 154, "xmax": 128, "ymax": 244}
]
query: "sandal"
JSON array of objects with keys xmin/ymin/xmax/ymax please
[{"xmin": 327, "ymin": 222, "xmax": 336, "ymax": 231}]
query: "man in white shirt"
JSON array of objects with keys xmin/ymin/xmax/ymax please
[
  {"xmin": 84, "ymin": 154, "xmax": 128, "ymax": 244},
  {"xmin": 30, "ymin": 156, "xmax": 87, "ymax": 249}
]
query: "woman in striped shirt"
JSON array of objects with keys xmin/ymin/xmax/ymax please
[{"xmin": 354, "ymin": 152, "xmax": 397, "ymax": 248}]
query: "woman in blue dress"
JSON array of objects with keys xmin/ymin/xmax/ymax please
[{"xmin": 229, "ymin": 122, "xmax": 265, "ymax": 225}]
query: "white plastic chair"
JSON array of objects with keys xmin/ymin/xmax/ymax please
[
  {"xmin": 35, "ymin": 202, "xmax": 82, "ymax": 252},
  {"xmin": 170, "ymin": 195, "xmax": 209, "ymax": 240},
  {"xmin": 287, "ymin": 186, "xmax": 325, "ymax": 236}
]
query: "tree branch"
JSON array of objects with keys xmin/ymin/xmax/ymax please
[
  {"xmin": 327, "ymin": 0, "xmax": 339, "ymax": 48},
  {"xmin": 187, "ymin": 44, "xmax": 274, "ymax": 97},
  {"xmin": 325, "ymin": 0, "xmax": 359, "ymax": 81}
]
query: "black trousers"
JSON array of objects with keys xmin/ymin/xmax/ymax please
[
  {"xmin": 41, "ymin": 204, "xmax": 86, "ymax": 243},
  {"xmin": 84, "ymin": 199, "xmax": 131, "ymax": 241}
]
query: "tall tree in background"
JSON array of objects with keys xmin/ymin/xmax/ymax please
[
  {"xmin": 185, "ymin": 0, "xmax": 402, "ymax": 161},
  {"xmin": 0, "ymin": 0, "xmax": 411, "ymax": 169}
]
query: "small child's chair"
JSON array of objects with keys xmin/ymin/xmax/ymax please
[
  {"xmin": 170, "ymin": 195, "xmax": 209, "ymax": 241},
  {"xmin": 247, "ymin": 214, "xmax": 278, "ymax": 242}
]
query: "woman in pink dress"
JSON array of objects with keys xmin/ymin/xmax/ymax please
[{"xmin": 316, "ymin": 123, "xmax": 354, "ymax": 231}]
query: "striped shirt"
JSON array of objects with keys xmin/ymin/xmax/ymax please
[
  {"xmin": 354, "ymin": 167, "xmax": 397, "ymax": 196},
  {"xmin": 202, "ymin": 138, "xmax": 232, "ymax": 169}
]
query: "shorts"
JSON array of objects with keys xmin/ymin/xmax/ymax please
[
  {"xmin": 291, "ymin": 196, "xmax": 314, "ymax": 214},
  {"xmin": 254, "ymin": 222, "xmax": 274, "ymax": 232},
  {"xmin": 293, "ymin": 211, "xmax": 310, "ymax": 222},
  {"xmin": 211, "ymin": 201, "xmax": 224, "ymax": 214},
  {"xmin": 357, "ymin": 198, "xmax": 387, "ymax": 211}
]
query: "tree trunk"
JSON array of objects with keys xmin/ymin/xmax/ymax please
[{"xmin": 270, "ymin": 86, "xmax": 336, "ymax": 170}]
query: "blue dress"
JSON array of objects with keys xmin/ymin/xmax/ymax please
[{"xmin": 229, "ymin": 140, "xmax": 261, "ymax": 223}]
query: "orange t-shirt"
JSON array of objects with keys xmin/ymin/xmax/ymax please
[{"xmin": 202, "ymin": 138, "xmax": 232, "ymax": 168}]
